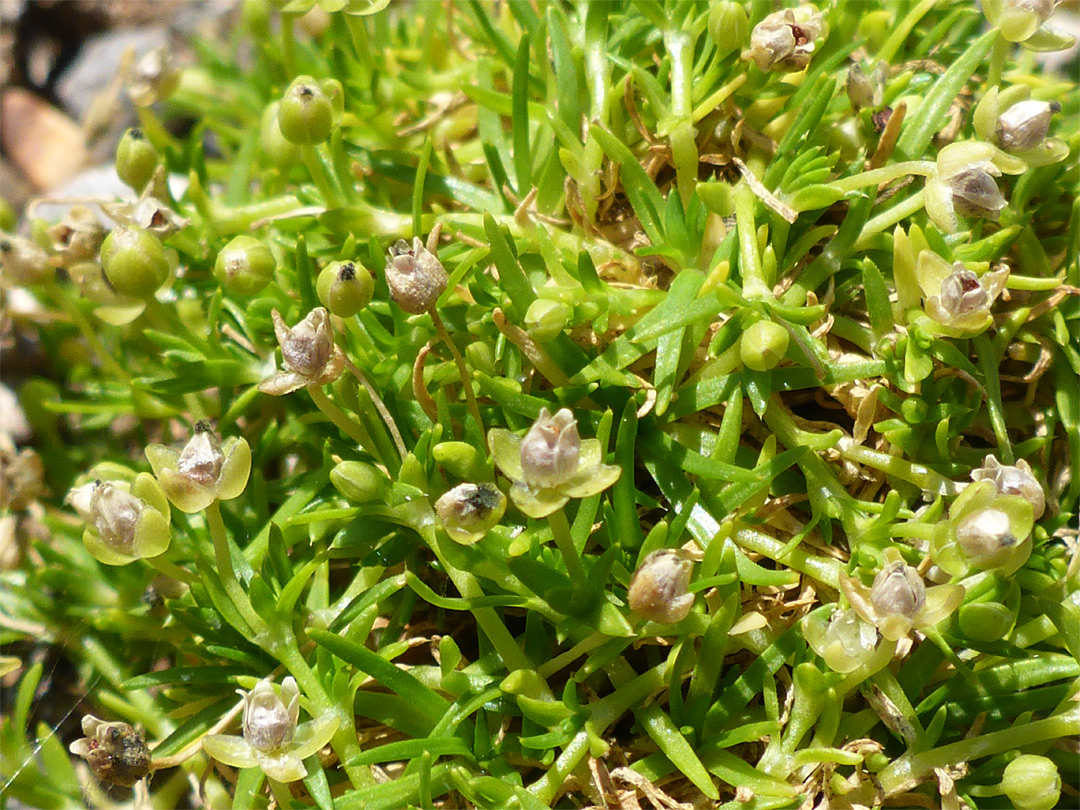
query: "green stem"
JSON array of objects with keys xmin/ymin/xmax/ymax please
[
  {"xmin": 547, "ymin": 508, "xmax": 588, "ymax": 585},
  {"xmin": 147, "ymin": 555, "xmax": 195, "ymax": 584},
  {"xmin": 301, "ymin": 145, "xmax": 345, "ymax": 208},
  {"xmin": 854, "ymin": 190, "xmax": 927, "ymax": 251},
  {"xmin": 43, "ymin": 282, "xmax": 130, "ymax": 382},
  {"xmin": 430, "ymin": 309, "xmax": 486, "ymax": 451},
  {"xmin": 307, "ymin": 384, "xmax": 383, "ymax": 464},
  {"xmin": 878, "ymin": 708, "xmax": 1080, "ymax": 796},
  {"xmin": 986, "ymin": 30, "xmax": 1009, "ymax": 90},
  {"xmin": 268, "ymin": 777, "xmax": 294, "ymax": 809},
  {"xmin": 734, "ymin": 182, "xmax": 769, "ymax": 300},
  {"xmin": 835, "ymin": 437, "xmax": 958, "ymax": 497},
  {"xmin": 973, "ymin": 334, "xmax": 1014, "ymax": 463},
  {"xmin": 829, "ymin": 161, "xmax": 936, "ymax": 193},
  {"xmin": 280, "ymin": 13, "xmax": 298, "ymax": 78},
  {"xmin": 205, "ymin": 501, "xmax": 267, "ymax": 635}
]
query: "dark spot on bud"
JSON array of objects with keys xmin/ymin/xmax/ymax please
[
  {"xmin": 790, "ymin": 24, "xmax": 809, "ymax": 45},
  {"xmin": 872, "ymin": 107, "xmax": 893, "ymax": 134},
  {"xmin": 0, "ymin": 239, "xmax": 11, "ymax": 252},
  {"xmin": 389, "ymin": 239, "xmax": 411, "ymax": 258},
  {"xmin": 130, "ymin": 128, "xmax": 144, "ymax": 140},
  {"xmin": 194, "ymin": 419, "xmax": 213, "ymax": 433},
  {"xmin": 465, "ymin": 483, "xmax": 503, "ymax": 517},
  {"xmin": 298, "ymin": 85, "xmax": 315, "ymax": 99},
  {"xmin": 149, "ymin": 210, "xmax": 167, "ymax": 228},
  {"xmin": 338, "ymin": 262, "xmax": 356, "ymax": 281}
]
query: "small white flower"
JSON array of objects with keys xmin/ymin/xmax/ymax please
[{"xmin": 627, "ymin": 549, "xmax": 695, "ymax": 624}]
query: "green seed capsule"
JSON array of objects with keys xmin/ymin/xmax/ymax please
[
  {"xmin": 330, "ymin": 461, "xmax": 388, "ymax": 503},
  {"xmin": 958, "ymin": 601, "xmax": 1015, "ymax": 642},
  {"xmin": 278, "ymin": 76, "xmax": 334, "ymax": 145},
  {"xmin": 740, "ymin": 320, "xmax": 790, "ymax": 371},
  {"xmin": 214, "ymin": 235, "xmax": 276, "ymax": 297},
  {"xmin": 317, "ymin": 260, "xmax": 374, "ymax": 317},
  {"xmin": 1002, "ymin": 755, "xmax": 1061, "ymax": 810},
  {"xmin": 432, "ymin": 441, "xmax": 486, "ymax": 481},
  {"xmin": 99, "ymin": 226, "xmax": 169, "ymax": 298},
  {"xmin": 115, "ymin": 129, "xmax": 160, "ymax": 193}
]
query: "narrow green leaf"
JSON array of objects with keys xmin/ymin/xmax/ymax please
[
  {"xmin": 862, "ymin": 258, "xmax": 895, "ymax": 342},
  {"xmin": 512, "ymin": 36, "xmax": 532, "ymax": 195}
]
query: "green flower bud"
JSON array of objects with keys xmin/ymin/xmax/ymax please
[
  {"xmin": 330, "ymin": 460, "xmax": 388, "ymax": 503},
  {"xmin": 317, "ymin": 260, "xmax": 374, "ymax": 318},
  {"xmin": 740, "ymin": 320, "xmax": 790, "ymax": 371},
  {"xmin": 259, "ymin": 102, "xmax": 300, "ymax": 168},
  {"xmin": 432, "ymin": 441, "xmax": 486, "ymax": 481},
  {"xmin": 115, "ymin": 128, "xmax": 160, "ymax": 192},
  {"xmin": 435, "ymin": 483, "xmax": 506, "ymax": 544},
  {"xmin": 524, "ymin": 299, "xmax": 571, "ymax": 343},
  {"xmin": 466, "ymin": 341, "xmax": 496, "ymax": 375},
  {"xmin": 214, "ymin": 235, "xmax": 276, "ymax": 297},
  {"xmin": 69, "ymin": 715, "xmax": 150, "ymax": 788},
  {"xmin": 99, "ymin": 226, "xmax": 169, "ymax": 298},
  {"xmin": 958, "ymin": 600, "xmax": 1016, "ymax": 642},
  {"xmin": 708, "ymin": 1, "xmax": 749, "ymax": 57},
  {"xmin": 628, "ymin": 549, "xmax": 695, "ymax": 624},
  {"xmin": 1002, "ymin": 754, "xmax": 1061, "ymax": 810},
  {"xmin": 278, "ymin": 76, "xmax": 335, "ymax": 145}
]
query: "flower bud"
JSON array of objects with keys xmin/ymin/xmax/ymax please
[
  {"xmin": 214, "ymin": 235, "xmax": 276, "ymax": 297},
  {"xmin": 870, "ymin": 559, "xmax": 926, "ymax": 640},
  {"xmin": 742, "ymin": 5, "xmax": 827, "ymax": 72},
  {"xmin": 740, "ymin": 320, "xmax": 790, "ymax": 371},
  {"xmin": 955, "ymin": 507, "xmax": 1019, "ymax": 568},
  {"xmin": 259, "ymin": 101, "xmax": 301, "ymax": 168},
  {"xmin": 949, "ymin": 167, "xmax": 1007, "ymax": 220},
  {"xmin": 435, "ymin": 482, "xmax": 507, "ymax": 544},
  {"xmin": 972, "ymin": 456, "xmax": 1045, "ymax": 519},
  {"xmin": 99, "ymin": 226, "xmax": 169, "ymax": 298},
  {"xmin": 128, "ymin": 47, "xmax": 180, "ymax": 107},
  {"xmin": 920, "ymin": 253, "xmax": 1009, "ymax": 335},
  {"xmin": 432, "ymin": 441, "xmax": 486, "ymax": 481},
  {"xmin": 520, "ymin": 408, "xmax": 580, "ymax": 490},
  {"xmin": 524, "ymin": 299, "xmax": 571, "ymax": 343},
  {"xmin": 806, "ymin": 607, "xmax": 880, "ymax": 673},
  {"xmin": 958, "ymin": 600, "xmax": 1016, "ymax": 642},
  {"xmin": 1001, "ymin": 754, "xmax": 1061, "ymax": 810},
  {"xmin": 317, "ymin": 260, "xmax": 374, "ymax": 318},
  {"xmin": 628, "ymin": 549, "xmax": 695, "ymax": 624},
  {"xmin": 0, "ymin": 234, "xmax": 51, "ymax": 285},
  {"xmin": 996, "ymin": 99, "xmax": 1060, "ymax": 152},
  {"xmin": 330, "ymin": 460, "xmax": 388, "ymax": 503},
  {"xmin": 115, "ymin": 128, "xmax": 160, "ymax": 192},
  {"xmin": 69, "ymin": 715, "xmax": 150, "ymax": 787},
  {"xmin": 242, "ymin": 677, "xmax": 299, "ymax": 753},
  {"xmin": 708, "ymin": 1, "xmax": 749, "ymax": 56},
  {"xmin": 385, "ymin": 237, "xmax": 449, "ymax": 314},
  {"xmin": 278, "ymin": 76, "xmax": 334, "ymax": 145}
]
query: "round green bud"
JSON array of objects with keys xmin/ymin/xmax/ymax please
[
  {"xmin": 115, "ymin": 128, "xmax": 160, "ymax": 192},
  {"xmin": 259, "ymin": 102, "xmax": 300, "ymax": 169},
  {"xmin": 1002, "ymin": 755, "xmax": 1061, "ymax": 810},
  {"xmin": 740, "ymin": 320, "xmax": 790, "ymax": 371},
  {"xmin": 901, "ymin": 397, "xmax": 929, "ymax": 424},
  {"xmin": 432, "ymin": 441, "xmax": 486, "ymax": 481},
  {"xmin": 524, "ymin": 299, "xmax": 571, "ymax": 343},
  {"xmin": 317, "ymin": 260, "xmax": 373, "ymax": 317},
  {"xmin": 278, "ymin": 76, "xmax": 334, "ymax": 145},
  {"xmin": 708, "ymin": 1, "xmax": 749, "ymax": 57},
  {"xmin": 958, "ymin": 601, "xmax": 1015, "ymax": 642},
  {"xmin": 330, "ymin": 461, "xmax": 388, "ymax": 503},
  {"xmin": 466, "ymin": 341, "xmax": 496, "ymax": 375},
  {"xmin": 99, "ymin": 226, "xmax": 169, "ymax": 298},
  {"xmin": 214, "ymin": 235, "xmax": 276, "ymax": 297}
]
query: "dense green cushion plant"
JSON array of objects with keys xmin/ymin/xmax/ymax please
[{"xmin": 0, "ymin": 0, "xmax": 1077, "ymax": 808}]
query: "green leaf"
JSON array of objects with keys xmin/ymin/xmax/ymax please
[
  {"xmin": 309, "ymin": 628, "xmax": 450, "ymax": 730},
  {"xmin": 512, "ymin": 35, "xmax": 533, "ymax": 195}
]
